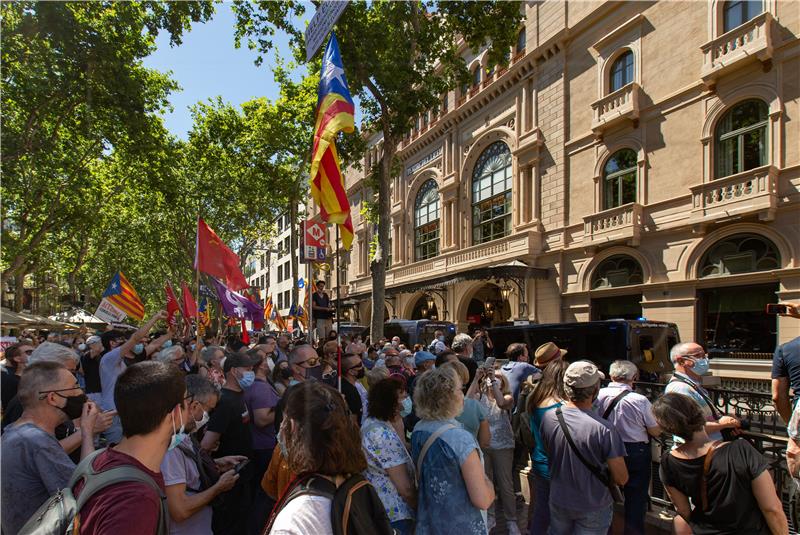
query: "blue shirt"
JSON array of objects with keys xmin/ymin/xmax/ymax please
[
  {"xmin": 455, "ymin": 398, "xmax": 487, "ymax": 440},
  {"xmin": 772, "ymin": 337, "xmax": 800, "ymax": 393},
  {"xmin": 500, "ymin": 362, "xmax": 540, "ymax": 404},
  {"xmin": 98, "ymin": 347, "xmax": 124, "ymax": 411}
]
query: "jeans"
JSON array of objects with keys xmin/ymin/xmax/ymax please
[
  {"xmin": 548, "ymin": 503, "xmax": 613, "ymax": 535},
  {"xmin": 483, "ymin": 448, "xmax": 518, "ymax": 525},
  {"xmin": 622, "ymin": 442, "xmax": 652, "ymax": 535},
  {"xmin": 528, "ymin": 472, "xmax": 551, "ymax": 534}
]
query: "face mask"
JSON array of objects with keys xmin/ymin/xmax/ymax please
[
  {"xmin": 78, "ymin": 343, "xmax": 87, "ymax": 352},
  {"xmin": 355, "ymin": 368, "xmax": 366, "ymax": 379},
  {"xmin": 305, "ymin": 365, "xmax": 323, "ymax": 381},
  {"xmin": 169, "ymin": 409, "xmax": 187, "ymax": 451},
  {"xmin": 190, "ymin": 344, "xmax": 196, "ymax": 352},
  {"xmin": 280, "ymin": 368, "xmax": 293, "ymax": 380},
  {"xmin": 163, "ymin": 340, "xmax": 173, "ymax": 349},
  {"xmin": 237, "ymin": 370, "xmax": 256, "ymax": 389},
  {"xmin": 193, "ymin": 410, "xmax": 210, "ymax": 432},
  {"xmin": 56, "ymin": 392, "xmax": 87, "ymax": 420},
  {"xmin": 437, "ymin": 336, "xmax": 444, "ymax": 342},
  {"xmin": 400, "ymin": 396, "xmax": 413, "ymax": 418},
  {"xmin": 692, "ymin": 357, "xmax": 710, "ymax": 376},
  {"xmin": 133, "ymin": 343, "xmax": 144, "ymax": 355}
]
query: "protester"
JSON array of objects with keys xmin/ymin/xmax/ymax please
[
  {"xmin": 161, "ymin": 375, "xmax": 246, "ymax": 535},
  {"xmin": 243, "ymin": 353, "xmax": 280, "ymax": 531},
  {"xmin": 1, "ymin": 342, "xmax": 33, "ymax": 410},
  {"xmin": 321, "ymin": 340, "xmax": 340, "ymax": 381},
  {"xmin": 665, "ymin": 342, "xmax": 741, "ymax": 444},
  {"xmin": 408, "ymin": 350, "xmax": 436, "ymax": 396},
  {"xmin": 596, "ymin": 360, "xmax": 662, "ymax": 535},
  {"xmin": 412, "ymin": 366, "xmax": 495, "ymax": 535},
  {"xmin": 470, "ymin": 329, "xmax": 492, "ymax": 364},
  {"xmin": 524, "ymin": 358, "xmax": 569, "ymax": 533},
  {"xmin": 655, "ymin": 393, "xmax": 787, "ymax": 534},
  {"xmin": 442, "ymin": 360, "xmax": 490, "ymax": 448},
  {"xmin": 311, "ymin": 280, "xmax": 334, "ymax": 343},
  {"xmin": 1, "ymin": 361, "xmax": 100, "ymax": 534},
  {"xmin": 199, "ymin": 345, "xmax": 226, "ymax": 389},
  {"xmin": 271, "ymin": 360, "xmax": 293, "ymax": 397},
  {"xmin": 256, "ymin": 334, "xmax": 281, "ymax": 371},
  {"xmin": 80, "ymin": 335, "xmax": 105, "ymax": 399},
  {"xmin": 367, "ymin": 365, "xmax": 391, "ymax": 388},
  {"xmin": 451, "ymin": 333, "xmax": 479, "ymax": 385},
  {"xmin": 362, "ymin": 378, "xmax": 417, "ymax": 535},
  {"xmin": 500, "ymin": 342, "xmax": 540, "ymax": 404},
  {"xmin": 467, "ymin": 364, "xmax": 519, "ymax": 534},
  {"xmin": 201, "ymin": 351, "xmax": 257, "ymax": 535},
  {"xmin": 340, "ymin": 353, "xmax": 366, "ymax": 425},
  {"xmin": 428, "ymin": 329, "xmax": 447, "ymax": 355},
  {"xmin": 275, "ymin": 334, "xmax": 291, "ymax": 363},
  {"xmin": 540, "ymin": 360, "xmax": 628, "ymax": 534},
  {"xmin": 533, "ymin": 341, "xmax": 566, "ymax": 369},
  {"xmin": 771, "ymin": 302, "xmax": 800, "ymax": 422},
  {"xmin": 75, "ymin": 360, "xmax": 188, "ymax": 534},
  {"xmin": 289, "ymin": 344, "xmax": 322, "ymax": 385}
]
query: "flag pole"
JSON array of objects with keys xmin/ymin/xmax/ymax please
[{"xmin": 336, "ymin": 223, "xmax": 342, "ymax": 393}]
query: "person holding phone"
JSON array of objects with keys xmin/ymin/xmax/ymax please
[{"xmin": 770, "ymin": 302, "xmax": 800, "ymax": 423}]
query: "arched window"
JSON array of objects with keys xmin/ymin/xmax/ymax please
[
  {"xmin": 591, "ymin": 255, "xmax": 644, "ymax": 289},
  {"xmin": 516, "ymin": 28, "xmax": 526, "ymax": 54},
  {"xmin": 472, "ymin": 66, "xmax": 481, "ymax": 88},
  {"xmin": 472, "ymin": 142, "xmax": 512, "ymax": 244},
  {"xmin": 699, "ymin": 233, "xmax": 780, "ymax": 277},
  {"xmin": 602, "ymin": 149, "xmax": 637, "ymax": 210},
  {"xmin": 715, "ymin": 99, "xmax": 768, "ymax": 178},
  {"xmin": 414, "ymin": 180, "xmax": 440, "ymax": 261},
  {"xmin": 723, "ymin": 0, "xmax": 763, "ymax": 33},
  {"xmin": 609, "ymin": 50, "xmax": 634, "ymax": 93}
]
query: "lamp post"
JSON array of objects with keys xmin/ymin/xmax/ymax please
[{"xmin": 425, "ymin": 294, "xmax": 435, "ymax": 311}]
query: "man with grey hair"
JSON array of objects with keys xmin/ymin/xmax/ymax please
[
  {"xmin": 597, "ymin": 360, "xmax": 661, "ymax": 535},
  {"xmin": 540, "ymin": 360, "xmax": 628, "ymax": 534},
  {"xmin": 155, "ymin": 344, "xmax": 185, "ymax": 365},
  {"xmin": 28, "ymin": 341, "xmax": 81, "ymax": 370},
  {"xmin": 452, "ymin": 332, "xmax": 478, "ymax": 385}
]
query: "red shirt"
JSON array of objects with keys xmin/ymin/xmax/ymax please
[{"xmin": 74, "ymin": 448, "xmax": 165, "ymax": 535}]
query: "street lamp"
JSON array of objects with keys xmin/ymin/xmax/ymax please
[
  {"xmin": 421, "ymin": 307, "xmax": 428, "ymax": 317},
  {"xmin": 500, "ymin": 284, "xmax": 511, "ymax": 302},
  {"xmin": 425, "ymin": 294, "xmax": 435, "ymax": 311}
]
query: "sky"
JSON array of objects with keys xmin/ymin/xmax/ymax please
[{"xmin": 142, "ymin": 3, "xmax": 304, "ymax": 139}]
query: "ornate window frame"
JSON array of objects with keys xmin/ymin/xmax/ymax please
[
  {"xmin": 413, "ymin": 179, "xmax": 441, "ymax": 261},
  {"xmin": 590, "ymin": 14, "xmax": 645, "ymax": 98},
  {"xmin": 592, "ymin": 138, "xmax": 647, "ymax": 211},
  {"xmin": 708, "ymin": 0, "xmax": 776, "ymax": 38}
]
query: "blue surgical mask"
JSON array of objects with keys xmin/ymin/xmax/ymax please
[
  {"xmin": 133, "ymin": 343, "xmax": 144, "ymax": 354},
  {"xmin": 237, "ymin": 370, "xmax": 256, "ymax": 389},
  {"xmin": 168, "ymin": 410, "xmax": 187, "ymax": 451},
  {"xmin": 437, "ymin": 336, "xmax": 444, "ymax": 342},
  {"xmin": 163, "ymin": 340, "xmax": 173, "ymax": 349},
  {"xmin": 692, "ymin": 357, "xmax": 710, "ymax": 376},
  {"xmin": 190, "ymin": 343, "xmax": 196, "ymax": 352},
  {"xmin": 400, "ymin": 396, "xmax": 413, "ymax": 418}
]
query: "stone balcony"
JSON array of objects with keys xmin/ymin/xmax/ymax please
[
  {"xmin": 591, "ymin": 83, "xmax": 641, "ymax": 137},
  {"xmin": 583, "ymin": 202, "xmax": 644, "ymax": 248},
  {"xmin": 689, "ymin": 165, "xmax": 778, "ymax": 224},
  {"xmin": 700, "ymin": 12, "xmax": 775, "ymax": 87}
]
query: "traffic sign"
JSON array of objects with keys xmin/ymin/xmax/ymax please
[
  {"xmin": 300, "ymin": 220, "xmax": 328, "ymax": 263},
  {"xmin": 305, "ymin": 1, "xmax": 349, "ymax": 62}
]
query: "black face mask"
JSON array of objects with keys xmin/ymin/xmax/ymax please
[
  {"xmin": 305, "ymin": 364, "xmax": 323, "ymax": 381},
  {"xmin": 355, "ymin": 368, "xmax": 366, "ymax": 379},
  {"xmin": 280, "ymin": 368, "xmax": 293, "ymax": 380},
  {"xmin": 56, "ymin": 392, "xmax": 87, "ymax": 420}
]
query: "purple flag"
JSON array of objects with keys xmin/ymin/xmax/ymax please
[{"xmin": 209, "ymin": 277, "xmax": 264, "ymax": 320}]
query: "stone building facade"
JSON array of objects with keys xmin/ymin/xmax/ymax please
[{"xmin": 331, "ymin": 1, "xmax": 799, "ymax": 386}]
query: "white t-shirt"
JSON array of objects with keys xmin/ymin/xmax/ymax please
[{"xmin": 271, "ymin": 495, "xmax": 333, "ymax": 535}]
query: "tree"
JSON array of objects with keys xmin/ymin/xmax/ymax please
[
  {"xmin": 233, "ymin": 0, "xmax": 523, "ymax": 339},
  {"xmin": 1, "ymin": 1, "xmax": 214, "ymax": 304}
]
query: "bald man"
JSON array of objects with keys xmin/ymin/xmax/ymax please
[{"xmin": 340, "ymin": 354, "xmax": 365, "ymax": 426}]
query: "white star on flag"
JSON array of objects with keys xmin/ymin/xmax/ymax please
[{"xmin": 324, "ymin": 62, "xmax": 346, "ymax": 87}]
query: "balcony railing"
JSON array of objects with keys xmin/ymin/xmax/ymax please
[
  {"xmin": 583, "ymin": 202, "xmax": 643, "ymax": 247},
  {"xmin": 690, "ymin": 165, "xmax": 777, "ymax": 223},
  {"xmin": 591, "ymin": 83, "xmax": 641, "ymax": 136},
  {"xmin": 701, "ymin": 12, "xmax": 775, "ymax": 86}
]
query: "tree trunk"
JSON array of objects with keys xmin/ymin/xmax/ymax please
[
  {"xmin": 370, "ymin": 140, "xmax": 395, "ymax": 342},
  {"xmin": 13, "ymin": 270, "xmax": 26, "ymax": 312},
  {"xmin": 289, "ymin": 199, "xmax": 299, "ymax": 330}
]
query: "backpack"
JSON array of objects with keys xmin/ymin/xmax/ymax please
[
  {"xmin": 18, "ymin": 448, "xmax": 168, "ymax": 535},
  {"xmin": 262, "ymin": 473, "xmax": 394, "ymax": 535},
  {"xmin": 511, "ymin": 375, "xmax": 539, "ymax": 450}
]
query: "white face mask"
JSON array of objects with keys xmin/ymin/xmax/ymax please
[{"xmin": 193, "ymin": 410, "xmax": 210, "ymax": 432}]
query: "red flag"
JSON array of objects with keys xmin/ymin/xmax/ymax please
[
  {"xmin": 181, "ymin": 281, "xmax": 198, "ymax": 318},
  {"xmin": 194, "ymin": 218, "xmax": 249, "ymax": 290},
  {"xmin": 165, "ymin": 282, "xmax": 180, "ymax": 327},
  {"xmin": 241, "ymin": 319, "xmax": 250, "ymax": 345}
]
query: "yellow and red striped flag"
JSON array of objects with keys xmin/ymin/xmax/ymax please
[
  {"xmin": 102, "ymin": 272, "xmax": 145, "ymax": 320},
  {"xmin": 310, "ymin": 33, "xmax": 355, "ymax": 250}
]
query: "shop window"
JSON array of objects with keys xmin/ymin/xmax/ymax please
[
  {"xmin": 723, "ymin": 0, "xmax": 763, "ymax": 33},
  {"xmin": 715, "ymin": 99, "xmax": 768, "ymax": 178},
  {"xmin": 471, "ymin": 141, "xmax": 513, "ymax": 244},
  {"xmin": 414, "ymin": 179, "xmax": 440, "ymax": 261},
  {"xmin": 609, "ymin": 50, "xmax": 634, "ymax": 93},
  {"xmin": 699, "ymin": 233, "xmax": 779, "ymax": 277},
  {"xmin": 602, "ymin": 149, "xmax": 637, "ymax": 210},
  {"xmin": 591, "ymin": 255, "xmax": 644, "ymax": 289},
  {"xmin": 698, "ymin": 283, "xmax": 777, "ymax": 355}
]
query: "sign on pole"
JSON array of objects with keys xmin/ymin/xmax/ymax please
[
  {"xmin": 300, "ymin": 220, "xmax": 328, "ymax": 263},
  {"xmin": 305, "ymin": 0, "xmax": 349, "ymax": 62},
  {"xmin": 95, "ymin": 298, "xmax": 127, "ymax": 324}
]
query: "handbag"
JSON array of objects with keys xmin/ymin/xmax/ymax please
[{"xmin": 555, "ymin": 407, "xmax": 624, "ymax": 504}]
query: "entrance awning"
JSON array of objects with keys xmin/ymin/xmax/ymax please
[{"xmin": 339, "ymin": 261, "xmax": 548, "ymax": 303}]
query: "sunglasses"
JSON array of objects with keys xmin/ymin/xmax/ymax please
[{"xmin": 297, "ymin": 357, "xmax": 320, "ymax": 367}]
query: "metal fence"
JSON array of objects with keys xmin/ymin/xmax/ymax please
[{"xmin": 635, "ymin": 382, "xmax": 798, "ymax": 533}]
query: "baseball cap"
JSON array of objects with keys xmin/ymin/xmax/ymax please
[
  {"xmin": 414, "ymin": 350, "xmax": 436, "ymax": 367},
  {"xmin": 223, "ymin": 352, "xmax": 260, "ymax": 373},
  {"xmin": 86, "ymin": 335, "xmax": 102, "ymax": 346},
  {"xmin": 564, "ymin": 360, "xmax": 605, "ymax": 389},
  {"xmin": 534, "ymin": 342, "xmax": 567, "ymax": 367}
]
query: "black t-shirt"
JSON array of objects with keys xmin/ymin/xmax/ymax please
[
  {"xmin": 312, "ymin": 291, "xmax": 333, "ymax": 319},
  {"xmin": 659, "ymin": 439, "xmax": 769, "ymax": 535},
  {"xmin": 207, "ymin": 388, "xmax": 253, "ymax": 459},
  {"xmin": 458, "ymin": 355, "xmax": 479, "ymax": 386},
  {"xmin": 1, "ymin": 369, "xmax": 20, "ymax": 410},
  {"xmin": 81, "ymin": 352, "xmax": 103, "ymax": 394},
  {"xmin": 340, "ymin": 379, "xmax": 363, "ymax": 425}
]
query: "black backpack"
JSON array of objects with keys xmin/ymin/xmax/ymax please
[
  {"xmin": 18, "ymin": 448, "xmax": 168, "ymax": 535},
  {"xmin": 262, "ymin": 473, "xmax": 394, "ymax": 535}
]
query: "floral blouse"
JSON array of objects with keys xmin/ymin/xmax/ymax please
[
  {"xmin": 361, "ymin": 417, "xmax": 415, "ymax": 522},
  {"xmin": 411, "ymin": 419, "xmax": 488, "ymax": 535},
  {"xmin": 477, "ymin": 394, "xmax": 515, "ymax": 450}
]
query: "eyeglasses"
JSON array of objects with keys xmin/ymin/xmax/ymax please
[
  {"xmin": 347, "ymin": 363, "xmax": 364, "ymax": 372},
  {"xmin": 297, "ymin": 357, "xmax": 320, "ymax": 367},
  {"xmin": 38, "ymin": 386, "xmax": 81, "ymax": 399},
  {"xmin": 683, "ymin": 352, "xmax": 708, "ymax": 360}
]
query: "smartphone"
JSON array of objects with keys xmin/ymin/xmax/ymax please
[
  {"xmin": 234, "ymin": 459, "xmax": 250, "ymax": 474},
  {"xmin": 483, "ymin": 357, "xmax": 496, "ymax": 369},
  {"xmin": 766, "ymin": 304, "xmax": 789, "ymax": 315}
]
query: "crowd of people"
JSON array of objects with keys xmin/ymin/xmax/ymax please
[{"xmin": 0, "ymin": 304, "xmax": 796, "ymax": 535}]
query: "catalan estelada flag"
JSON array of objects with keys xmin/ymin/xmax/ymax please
[
  {"xmin": 102, "ymin": 272, "xmax": 145, "ymax": 320},
  {"xmin": 310, "ymin": 33, "xmax": 355, "ymax": 250}
]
